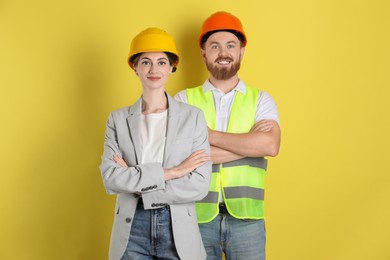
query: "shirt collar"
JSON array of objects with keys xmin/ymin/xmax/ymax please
[{"xmin": 202, "ymin": 79, "xmax": 247, "ymax": 94}]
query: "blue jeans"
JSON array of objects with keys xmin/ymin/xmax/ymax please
[
  {"xmin": 120, "ymin": 203, "xmax": 180, "ymax": 260},
  {"xmin": 199, "ymin": 214, "xmax": 266, "ymax": 260}
]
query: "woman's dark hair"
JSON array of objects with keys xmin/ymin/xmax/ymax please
[
  {"xmin": 165, "ymin": 52, "xmax": 178, "ymax": 73},
  {"xmin": 129, "ymin": 52, "xmax": 178, "ymax": 73}
]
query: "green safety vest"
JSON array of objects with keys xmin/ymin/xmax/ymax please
[{"xmin": 187, "ymin": 86, "xmax": 268, "ymax": 223}]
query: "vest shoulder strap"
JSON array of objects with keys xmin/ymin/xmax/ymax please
[{"xmin": 186, "ymin": 86, "xmax": 216, "ymax": 129}]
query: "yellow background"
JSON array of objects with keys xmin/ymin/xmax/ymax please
[{"xmin": 1, "ymin": 0, "xmax": 389, "ymax": 259}]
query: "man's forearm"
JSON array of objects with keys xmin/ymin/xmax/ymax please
[
  {"xmin": 210, "ymin": 146, "xmax": 244, "ymax": 164},
  {"xmin": 208, "ymin": 122, "xmax": 281, "ymax": 157}
]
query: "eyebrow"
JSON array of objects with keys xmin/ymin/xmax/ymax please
[
  {"xmin": 140, "ymin": 56, "xmax": 168, "ymax": 61},
  {"xmin": 209, "ymin": 40, "xmax": 238, "ymax": 45}
]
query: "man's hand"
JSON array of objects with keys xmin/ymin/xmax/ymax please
[{"xmin": 251, "ymin": 119, "xmax": 275, "ymax": 133}]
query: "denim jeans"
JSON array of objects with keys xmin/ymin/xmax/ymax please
[
  {"xmin": 199, "ymin": 214, "xmax": 266, "ymax": 260},
  {"xmin": 120, "ymin": 203, "xmax": 180, "ymax": 260}
]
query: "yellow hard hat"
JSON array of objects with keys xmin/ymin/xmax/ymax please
[{"xmin": 128, "ymin": 27, "xmax": 179, "ymax": 69}]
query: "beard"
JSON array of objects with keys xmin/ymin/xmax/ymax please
[{"xmin": 205, "ymin": 56, "xmax": 241, "ymax": 80}]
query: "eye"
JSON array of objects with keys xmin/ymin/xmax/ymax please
[
  {"xmin": 141, "ymin": 60, "xmax": 151, "ymax": 65},
  {"xmin": 227, "ymin": 44, "xmax": 235, "ymax": 49},
  {"xmin": 210, "ymin": 44, "xmax": 219, "ymax": 49},
  {"xmin": 158, "ymin": 61, "xmax": 167, "ymax": 66}
]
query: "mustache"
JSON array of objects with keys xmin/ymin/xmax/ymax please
[{"xmin": 215, "ymin": 56, "xmax": 233, "ymax": 63}]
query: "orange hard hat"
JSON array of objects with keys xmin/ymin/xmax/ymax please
[{"xmin": 199, "ymin": 11, "xmax": 247, "ymax": 47}]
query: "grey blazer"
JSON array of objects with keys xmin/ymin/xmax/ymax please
[{"xmin": 99, "ymin": 93, "xmax": 211, "ymax": 260}]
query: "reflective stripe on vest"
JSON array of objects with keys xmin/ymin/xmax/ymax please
[{"xmin": 187, "ymin": 86, "xmax": 267, "ymax": 222}]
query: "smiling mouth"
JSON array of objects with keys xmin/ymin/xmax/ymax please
[
  {"xmin": 216, "ymin": 58, "xmax": 233, "ymax": 65},
  {"xmin": 147, "ymin": 77, "xmax": 161, "ymax": 81}
]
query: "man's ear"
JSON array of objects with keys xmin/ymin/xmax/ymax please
[
  {"xmin": 239, "ymin": 47, "xmax": 245, "ymax": 62},
  {"xmin": 201, "ymin": 49, "xmax": 206, "ymax": 62}
]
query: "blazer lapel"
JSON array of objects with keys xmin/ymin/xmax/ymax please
[
  {"xmin": 163, "ymin": 94, "xmax": 180, "ymax": 166},
  {"xmin": 126, "ymin": 97, "xmax": 143, "ymax": 164}
]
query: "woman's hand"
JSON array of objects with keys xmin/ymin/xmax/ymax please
[
  {"xmin": 164, "ymin": 150, "xmax": 210, "ymax": 180},
  {"xmin": 113, "ymin": 155, "xmax": 142, "ymax": 195},
  {"xmin": 113, "ymin": 155, "xmax": 128, "ymax": 167}
]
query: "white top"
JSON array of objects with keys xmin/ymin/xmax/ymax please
[
  {"xmin": 140, "ymin": 110, "xmax": 168, "ymax": 164},
  {"xmin": 174, "ymin": 80, "xmax": 279, "ymax": 132}
]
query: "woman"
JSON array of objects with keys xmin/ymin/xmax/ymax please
[{"xmin": 99, "ymin": 27, "xmax": 211, "ymax": 260}]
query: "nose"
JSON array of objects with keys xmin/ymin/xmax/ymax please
[
  {"xmin": 149, "ymin": 63, "xmax": 158, "ymax": 74},
  {"xmin": 218, "ymin": 46, "xmax": 229, "ymax": 56}
]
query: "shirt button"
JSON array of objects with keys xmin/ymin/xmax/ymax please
[{"xmin": 125, "ymin": 217, "xmax": 131, "ymax": 223}]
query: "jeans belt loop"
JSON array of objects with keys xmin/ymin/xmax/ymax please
[{"xmin": 219, "ymin": 203, "xmax": 229, "ymax": 215}]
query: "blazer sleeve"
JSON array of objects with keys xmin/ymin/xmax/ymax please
[
  {"xmin": 99, "ymin": 112, "xmax": 166, "ymax": 195},
  {"xmin": 142, "ymin": 109, "xmax": 212, "ymax": 209}
]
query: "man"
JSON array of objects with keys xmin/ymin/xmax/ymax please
[{"xmin": 175, "ymin": 11, "xmax": 281, "ymax": 260}]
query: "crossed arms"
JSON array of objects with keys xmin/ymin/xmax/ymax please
[{"xmin": 209, "ymin": 119, "xmax": 281, "ymax": 164}]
